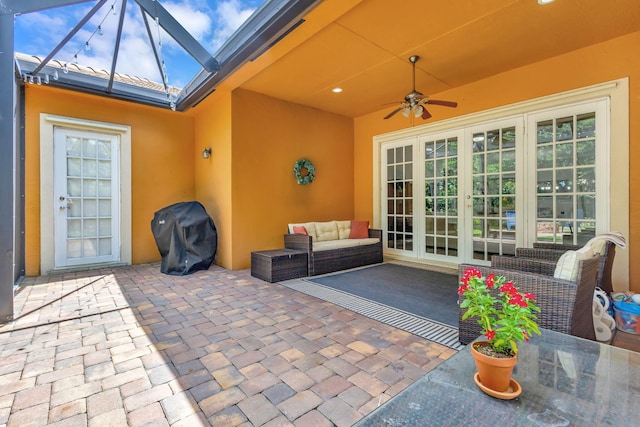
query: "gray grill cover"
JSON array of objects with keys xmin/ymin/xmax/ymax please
[{"xmin": 151, "ymin": 201, "xmax": 217, "ymax": 275}]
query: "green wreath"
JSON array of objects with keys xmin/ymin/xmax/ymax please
[{"xmin": 293, "ymin": 158, "xmax": 316, "ymax": 185}]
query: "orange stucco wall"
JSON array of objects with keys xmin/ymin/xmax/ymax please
[
  {"xmin": 193, "ymin": 89, "xmax": 233, "ymax": 269},
  {"xmin": 24, "ymin": 85, "xmax": 195, "ymax": 275},
  {"xmin": 228, "ymin": 89, "xmax": 354, "ymax": 269},
  {"xmin": 354, "ymin": 31, "xmax": 640, "ymax": 291}
]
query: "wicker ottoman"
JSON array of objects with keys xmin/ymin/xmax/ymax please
[{"xmin": 251, "ymin": 249, "xmax": 308, "ymax": 282}]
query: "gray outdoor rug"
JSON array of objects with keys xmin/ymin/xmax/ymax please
[{"xmin": 280, "ymin": 263, "xmax": 465, "ymax": 350}]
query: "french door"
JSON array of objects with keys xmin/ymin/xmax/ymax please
[
  {"xmin": 466, "ymin": 119, "xmax": 523, "ymax": 262},
  {"xmin": 380, "ymin": 100, "xmax": 607, "ymax": 265},
  {"xmin": 53, "ymin": 128, "xmax": 120, "ymax": 268}
]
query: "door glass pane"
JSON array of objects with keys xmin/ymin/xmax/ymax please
[
  {"xmin": 83, "ymin": 159, "xmax": 97, "ymax": 177},
  {"xmin": 99, "ymin": 238, "xmax": 112, "ymax": 256},
  {"xmin": 67, "ymin": 240, "xmax": 82, "ymax": 258},
  {"xmin": 67, "ymin": 158, "xmax": 81, "ymax": 176}
]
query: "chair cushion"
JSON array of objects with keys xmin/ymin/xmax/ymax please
[{"xmin": 554, "ymin": 246, "xmax": 594, "ymax": 281}]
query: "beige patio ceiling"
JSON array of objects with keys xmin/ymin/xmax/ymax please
[{"xmin": 238, "ymin": 0, "xmax": 640, "ymax": 118}]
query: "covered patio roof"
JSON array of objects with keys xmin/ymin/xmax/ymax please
[
  {"xmin": 11, "ymin": 1, "xmax": 640, "ymax": 116},
  {"xmin": 11, "ymin": 0, "xmax": 321, "ymax": 111}
]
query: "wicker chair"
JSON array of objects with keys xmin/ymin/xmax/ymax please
[
  {"xmin": 493, "ymin": 241, "xmax": 616, "ymax": 294},
  {"xmin": 458, "ymin": 255, "xmax": 600, "ymax": 345}
]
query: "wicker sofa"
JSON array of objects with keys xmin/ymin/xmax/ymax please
[
  {"xmin": 458, "ymin": 255, "xmax": 601, "ymax": 345},
  {"xmin": 284, "ymin": 220, "xmax": 383, "ymax": 276}
]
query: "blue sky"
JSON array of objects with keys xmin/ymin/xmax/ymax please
[{"xmin": 14, "ymin": 0, "xmax": 265, "ymax": 89}]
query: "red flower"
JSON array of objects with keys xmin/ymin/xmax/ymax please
[
  {"xmin": 499, "ymin": 282, "xmax": 515, "ymax": 293},
  {"xmin": 458, "ymin": 284, "xmax": 468, "ymax": 295},
  {"xmin": 485, "ymin": 330, "xmax": 496, "ymax": 340},
  {"xmin": 524, "ymin": 293, "xmax": 536, "ymax": 301},
  {"xmin": 464, "ymin": 267, "xmax": 482, "ymax": 279},
  {"xmin": 486, "ymin": 274, "xmax": 495, "ymax": 289}
]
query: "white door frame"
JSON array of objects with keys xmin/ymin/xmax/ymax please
[{"xmin": 40, "ymin": 114, "xmax": 132, "ymax": 274}]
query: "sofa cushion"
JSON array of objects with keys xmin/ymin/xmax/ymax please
[
  {"xmin": 313, "ymin": 237, "xmax": 379, "ymax": 252},
  {"xmin": 349, "ymin": 220, "xmax": 369, "ymax": 239},
  {"xmin": 293, "ymin": 225, "xmax": 308, "ymax": 235},
  {"xmin": 315, "ymin": 221, "xmax": 340, "ymax": 242},
  {"xmin": 554, "ymin": 246, "xmax": 594, "ymax": 281},
  {"xmin": 336, "ymin": 220, "xmax": 351, "ymax": 239}
]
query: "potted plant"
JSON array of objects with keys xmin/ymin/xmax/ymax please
[{"xmin": 458, "ymin": 267, "xmax": 541, "ymax": 398}]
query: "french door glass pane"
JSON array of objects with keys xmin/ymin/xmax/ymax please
[{"xmin": 535, "ymin": 112, "xmax": 597, "ymax": 245}]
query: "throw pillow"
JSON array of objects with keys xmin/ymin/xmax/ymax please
[
  {"xmin": 349, "ymin": 220, "xmax": 369, "ymax": 239},
  {"xmin": 554, "ymin": 246, "xmax": 594, "ymax": 281},
  {"xmin": 292, "ymin": 225, "xmax": 308, "ymax": 235}
]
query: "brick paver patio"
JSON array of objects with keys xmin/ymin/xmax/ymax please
[{"xmin": 0, "ymin": 263, "xmax": 456, "ymax": 426}]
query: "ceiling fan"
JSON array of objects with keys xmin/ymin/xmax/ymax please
[{"xmin": 384, "ymin": 55, "xmax": 458, "ymax": 120}]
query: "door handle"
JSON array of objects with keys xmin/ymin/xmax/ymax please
[{"xmin": 59, "ymin": 195, "xmax": 73, "ymax": 210}]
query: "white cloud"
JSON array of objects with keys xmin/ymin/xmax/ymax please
[
  {"xmin": 209, "ymin": 0, "xmax": 257, "ymax": 51},
  {"xmin": 163, "ymin": 1, "xmax": 213, "ymax": 41}
]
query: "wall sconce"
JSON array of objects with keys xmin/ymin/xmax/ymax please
[{"xmin": 202, "ymin": 148, "xmax": 212, "ymax": 159}]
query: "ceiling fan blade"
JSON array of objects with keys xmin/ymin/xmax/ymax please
[
  {"xmin": 427, "ymin": 99, "xmax": 458, "ymax": 108},
  {"xmin": 384, "ymin": 107, "xmax": 404, "ymax": 119},
  {"xmin": 421, "ymin": 107, "xmax": 432, "ymax": 120}
]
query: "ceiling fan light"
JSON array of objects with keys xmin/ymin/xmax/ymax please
[
  {"xmin": 413, "ymin": 105, "xmax": 423, "ymax": 117},
  {"xmin": 401, "ymin": 107, "xmax": 411, "ymax": 117}
]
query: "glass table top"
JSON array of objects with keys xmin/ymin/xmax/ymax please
[{"xmin": 355, "ymin": 329, "xmax": 640, "ymax": 426}]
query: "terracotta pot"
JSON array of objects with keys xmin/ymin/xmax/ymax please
[{"xmin": 471, "ymin": 341, "xmax": 517, "ymax": 393}]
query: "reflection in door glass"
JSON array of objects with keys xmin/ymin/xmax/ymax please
[
  {"xmin": 535, "ymin": 112, "xmax": 597, "ymax": 245},
  {"xmin": 424, "ymin": 137, "xmax": 458, "ymax": 256},
  {"xmin": 472, "ymin": 127, "xmax": 516, "ymax": 261},
  {"xmin": 386, "ymin": 145, "xmax": 413, "ymax": 251}
]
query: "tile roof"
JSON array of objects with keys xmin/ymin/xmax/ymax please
[{"xmin": 15, "ymin": 52, "xmax": 181, "ymax": 96}]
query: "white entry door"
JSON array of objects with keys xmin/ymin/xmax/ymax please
[{"xmin": 54, "ymin": 128, "xmax": 120, "ymax": 268}]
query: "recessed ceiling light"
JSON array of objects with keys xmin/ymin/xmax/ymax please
[
  {"xmin": 538, "ymin": 0, "xmax": 555, "ymax": 4},
  {"xmin": 332, "ymin": 87, "xmax": 343, "ymax": 93}
]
